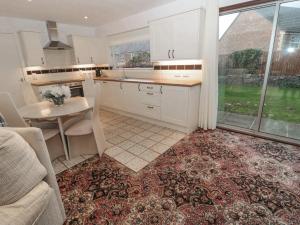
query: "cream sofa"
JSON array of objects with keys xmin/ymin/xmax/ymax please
[{"xmin": 0, "ymin": 127, "xmax": 66, "ymax": 225}]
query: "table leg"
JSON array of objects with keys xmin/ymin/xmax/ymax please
[{"xmin": 57, "ymin": 117, "xmax": 69, "ymax": 160}]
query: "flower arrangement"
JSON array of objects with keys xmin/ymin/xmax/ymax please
[{"xmin": 41, "ymin": 86, "xmax": 71, "ymax": 106}]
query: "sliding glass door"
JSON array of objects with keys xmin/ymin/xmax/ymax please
[
  {"xmin": 218, "ymin": 5, "xmax": 276, "ymax": 129},
  {"xmin": 218, "ymin": 0, "xmax": 300, "ymax": 142},
  {"xmin": 260, "ymin": 0, "xmax": 300, "ymax": 140}
]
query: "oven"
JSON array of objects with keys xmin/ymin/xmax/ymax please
[{"xmin": 66, "ymin": 82, "xmax": 84, "ymax": 97}]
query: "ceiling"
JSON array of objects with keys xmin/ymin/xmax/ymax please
[{"xmin": 0, "ymin": 0, "xmax": 175, "ymax": 27}]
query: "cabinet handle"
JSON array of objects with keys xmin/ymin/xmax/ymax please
[
  {"xmin": 147, "ymin": 92, "xmax": 154, "ymax": 95},
  {"xmin": 147, "ymin": 106, "xmax": 154, "ymax": 109},
  {"xmin": 168, "ymin": 50, "xmax": 171, "ymax": 59},
  {"xmin": 172, "ymin": 50, "xmax": 175, "ymax": 59},
  {"xmin": 103, "ymin": 81, "xmax": 107, "ymax": 84},
  {"xmin": 138, "ymin": 83, "xmax": 141, "ymax": 91},
  {"xmin": 41, "ymin": 57, "xmax": 44, "ymax": 65},
  {"xmin": 120, "ymin": 82, "xmax": 123, "ymax": 90},
  {"xmin": 160, "ymin": 86, "xmax": 163, "ymax": 94},
  {"xmin": 90, "ymin": 57, "xmax": 93, "ymax": 63},
  {"xmin": 77, "ymin": 57, "xmax": 80, "ymax": 64},
  {"xmin": 146, "ymin": 86, "xmax": 153, "ymax": 90}
]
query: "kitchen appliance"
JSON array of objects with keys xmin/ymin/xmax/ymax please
[
  {"xmin": 95, "ymin": 68, "xmax": 103, "ymax": 77},
  {"xmin": 44, "ymin": 21, "xmax": 72, "ymax": 50},
  {"xmin": 65, "ymin": 82, "xmax": 84, "ymax": 97}
]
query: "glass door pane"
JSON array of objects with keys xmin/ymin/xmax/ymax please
[
  {"xmin": 260, "ymin": 1, "xmax": 300, "ymax": 140},
  {"xmin": 218, "ymin": 6, "xmax": 275, "ymax": 129}
]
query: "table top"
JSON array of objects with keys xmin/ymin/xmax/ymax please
[{"xmin": 19, "ymin": 97, "xmax": 94, "ymax": 120}]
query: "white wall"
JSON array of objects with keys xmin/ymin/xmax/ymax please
[
  {"xmin": 0, "ymin": 17, "xmax": 96, "ymax": 45},
  {"xmin": 95, "ymin": 0, "xmax": 252, "ymax": 37},
  {"xmin": 96, "ymin": 0, "xmax": 205, "ymax": 37}
]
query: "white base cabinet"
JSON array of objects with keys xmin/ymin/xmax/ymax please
[{"xmin": 97, "ymin": 81, "xmax": 200, "ymax": 133}]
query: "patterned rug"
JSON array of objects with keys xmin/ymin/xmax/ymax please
[{"xmin": 57, "ymin": 129, "xmax": 300, "ymax": 225}]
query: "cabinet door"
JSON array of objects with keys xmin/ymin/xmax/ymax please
[
  {"xmin": 161, "ymin": 86, "xmax": 189, "ymax": 126},
  {"xmin": 19, "ymin": 31, "xmax": 45, "ymax": 67},
  {"xmin": 172, "ymin": 10, "xmax": 201, "ymax": 60},
  {"xmin": 150, "ymin": 17, "xmax": 173, "ymax": 62},
  {"xmin": 99, "ymin": 81, "xmax": 112, "ymax": 107},
  {"xmin": 89, "ymin": 38, "xmax": 106, "ymax": 64},
  {"xmin": 123, "ymin": 83, "xmax": 139, "ymax": 114},
  {"xmin": 71, "ymin": 36, "xmax": 92, "ymax": 64}
]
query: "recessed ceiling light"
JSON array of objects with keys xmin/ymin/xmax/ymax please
[
  {"xmin": 84, "ymin": 16, "xmax": 88, "ymax": 20},
  {"xmin": 28, "ymin": 0, "xmax": 32, "ymax": 2}
]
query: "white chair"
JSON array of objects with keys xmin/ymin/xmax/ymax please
[
  {"xmin": 64, "ymin": 83, "xmax": 106, "ymax": 158},
  {"xmin": 82, "ymin": 78, "xmax": 96, "ymax": 97},
  {"xmin": 0, "ymin": 92, "xmax": 65, "ymax": 161},
  {"xmin": 21, "ymin": 80, "xmax": 39, "ymax": 105}
]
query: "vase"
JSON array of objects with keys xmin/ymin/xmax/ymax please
[{"xmin": 52, "ymin": 96, "xmax": 65, "ymax": 106}]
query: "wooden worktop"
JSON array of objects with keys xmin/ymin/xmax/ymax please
[
  {"xmin": 94, "ymin": 77, "xmax": 201, "ymax": 87},
  {"xmin": 31, "ymin": 77, "xmax": 201, "ymax": 87}
]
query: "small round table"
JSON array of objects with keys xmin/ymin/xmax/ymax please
[{"xmin": 19, "ymin": 97, "xmax": 94, "ymax": 160}]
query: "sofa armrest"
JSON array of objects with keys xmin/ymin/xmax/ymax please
[{"xmin": 7, "ymin": 127, "xmax": 66, "ymax": 220}]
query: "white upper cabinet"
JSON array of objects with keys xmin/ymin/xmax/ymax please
[
  {"xmin": 149, "ymin": 9, "xmax": 204, "ymax": 62},
  {"xmin": 19, "ymin": 31, "xmax": 46, "ymax": 67},
  {"xmin": 150, "ymin": 17, "xmax": 173, "ymax": 61},
  {"xmin": 70, "ymin": 36, "xmax": 106, "ymax": 65}
]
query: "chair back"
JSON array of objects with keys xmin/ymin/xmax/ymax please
[
  {"xmin": 0, "ymin": 92, "xmax": 27, "ymax": 127},
  {"xmin": 91, "ymin": 83, "xmax": 106, "ymax": 156},
  {"xmin": 21, "ymin": 81, "xmax": 39, "ymax": 105},
  {"xmin": 82, "ymin": 78, "xmax": 95, "ymax": 97}
]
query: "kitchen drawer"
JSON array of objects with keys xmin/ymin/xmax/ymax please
[
  {"xmin": 140, "ymin": 104, "xmax": 161, "ymax": 120},
  {"xmin": 140, "ymin": 84, "xmax": 161, "ymax": 93},
  {"xmin": 140, "ymin": 91, "xmax": 161, "ymax": 106}
]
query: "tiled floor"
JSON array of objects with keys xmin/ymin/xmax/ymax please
[{"xmin": 52, "ymin": 110, "xmax": 186, "ymax": 174}]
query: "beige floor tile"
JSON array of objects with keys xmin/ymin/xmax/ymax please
[
  {"xmin": 52, "ymin": 159, "xmax": 67, "ymax": 174},
  {"xmin": 106, "ymin": 142, "xmax": 114, "ymax": 149},
  {"xmin": 139, "ymin": 150, "xmax": 160, "ymax": 162},
  {"xmin": 105, "ymin": 146, "xmax": 124, "ymax": 157},
  {"xmin": 139, "ymin": 139, "xmax": 157, "ymax": 148},
  {"xmin": 81, "ymin": 154, "xmax": 96, "ymax": 159},
  {"xmin": 170, "ymin": 132, "xmax": 186, "ymax": 141},
  {"xmin": 117, "ymin": 140, "xmax": 135, "ymax": 150},
  {"xmin": 131, "ymin": 127, "xmax": 144, "ymax": 134},
  {"xmin": 139, "ymin": 123, "xmax": 153, "ymax": 130},
  {"xmin": 160, "ymin": 137, "xmax": 178, "ymax": 146},
  {"xmin": 119, "ymin": 131, "xmax": 135, "ymax": 139},
  {"xmin": 140, "ymin": 130, "xmax": 155, "ymax": 138},
  {"xmin": 127, "ymin": 144, "xmax": 147, "ymax": 156},
  {"xmin": 151, "ymin": 143, "xmax": 170, "ymax": 154},
  {"xmin": 113, "ymin": 151, "xmax": 136, "ymax": 164},
  {"xmin": 130, "ymin": 135, "xmax": 146, "ymax": 143},
  {"xmin": 126, "ymin": 157, "xmax": 149, "ymax": 172},
  {"xmin": 149, "ymin": 125, "xmax": 164, "ymax": 133},
  {"xmin": 62, "ymin": 156, "xmax": 86, "ymax": 168},
  {"xmin": 107, "ymin": 136, "xmax": 126, "ymax": 145},
  {"xmin": 159, "ymin": 128, "xmax": 175, "ymax": 137},
  {"xmin": 149, "ymin": 133, "xmax": 166, "ymax": 142}
]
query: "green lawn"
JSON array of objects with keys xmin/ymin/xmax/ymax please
[{"xmin": 219, "ymin": 85, "xmax": 300, "ymax": 123}]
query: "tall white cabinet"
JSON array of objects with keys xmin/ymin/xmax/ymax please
[
  {"xmin": 18, "ymin": 31, "xmax": 46, "ymax": 67},
  {"xmin": 149, "ymin": 9, "xmax": 205, "ymax": 61}
]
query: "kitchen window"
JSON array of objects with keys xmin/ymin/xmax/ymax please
[{"xmin": 111, "ymin": 40, "xmax": 152, "ymax": 68}]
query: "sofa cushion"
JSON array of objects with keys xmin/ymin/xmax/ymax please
[
  {"xmin": 0, "ymin": 181, "xmax": 52, "ymax": 225},
  {"xmin": 0, "ymin": 128, "xmax": 47, "ymax": 205}
]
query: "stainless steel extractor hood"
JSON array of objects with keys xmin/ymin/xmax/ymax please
[{"xmin": 44, "ymin": 21, "xmax": 72, "ymax": 50}]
